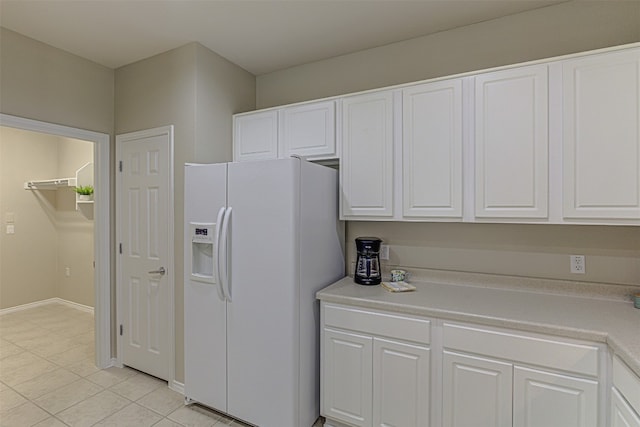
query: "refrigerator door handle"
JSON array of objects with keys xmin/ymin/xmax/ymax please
[
  {"xmin": 213, "ymin": 206, "xmax": 226, "ymax": 301},
  {"xmin": 220, "ymin": 207, "xmax": 232, "ymax": 301}
]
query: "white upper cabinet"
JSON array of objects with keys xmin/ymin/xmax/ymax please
[
  {"xmin": 279, "ymin": 100, "xmax": 336, "ymax": 159},
  {"xmin": 474, "ymin": 64, "xmax": 549, "ymax": 219},
  {"xmin": 233, "ymin": 110, "xmax": 278, "ymax": 162},
  {"xmin": 340, "ymin": 90, "xmax": 394, "ymax": 219},
  {"xmin": 402, "ymin": 79, "xmax": 463, "ymax": 219},
  {"xmin": 562, "ymin": 48, "xmax": 640, "ymax": 221},
  {"xmin": 234, "ymin": 100, "xmax": 337, "ymax": 162}
]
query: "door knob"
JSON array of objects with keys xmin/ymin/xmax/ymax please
[{"xmin": 148, "ymin": 267, "xmax": 166, "ymax": 275}]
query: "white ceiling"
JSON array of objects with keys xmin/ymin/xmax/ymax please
[{"xmin": 0, "ymin": 0, "xmax": 567, "ymax": 75}]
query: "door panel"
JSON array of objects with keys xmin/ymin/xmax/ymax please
[
  {"xmin": 513, "ymin": 366, "xmax": 598, "ymax": 427},
  {"xmin": 612, "ymin": 387, "xmax": 640, "ymax": 427},
  {"xmin": 341, "ymin": 91, "xmax": 394, "ymax": 218},
  {"xmin": 443, "ymin": 351, "xmax": 512, "ymax": 427},
  {"xmin": 226, "ymin": 159, "xmax": 298, "ymax": 426},
  {"xmin": 475, "ymin": 64, "xmax": 549, "ymax": 218},
  {"xmin": 118, "ymin": 128, "xmax": 172, "ymax": 381},
  {"xmin": 563, "ymin": 48, "xmax": 640, "ymax": 219},
  {"xmin": 403, "ymin": 79, "xmax": 463, "ymax": 218},
  {"xmin": 323, "ymin": 328, "xmax": 373, "ymax": 427},
  {"xmin": 184, "ymin": 163, "xmax": 228, "ymax": 411},
  {"xmin": 373, "ymin": 337, "xmax": 430, "ymax": 427}
]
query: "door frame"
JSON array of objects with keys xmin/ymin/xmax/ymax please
[
  {"xmin": 115, "ymin": 125, "xmax": 175, "ymax": 386},
  {"xmin": 0, "ymin": 113, "xmax": 112, "ymax": 369}
]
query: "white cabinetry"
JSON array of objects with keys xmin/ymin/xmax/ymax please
[
  {"xmin": 612, "ymin": 356, "xmax": 640, "ymax": 427},
  {"xmin": 233, "ymin": 110, "xmax": 279, "ymax": 161},
  {"xmin": 402, "ymin": 79, "xmax": 463, "ymax": 219},
  {"xmin": 562, "ymin": 48, "xmax": 640, "ymax": 221},
  {"xmin": 233, "ymin": 100, "xmax": 337, "ymax": 162},
  {"xmin": 373, "ymin": 338, "xmax": 430, "ymax": 427},
  {"xmin": 513, "ymin": 366, "xmax": 598, "ymax": 427},
  {"xmin": 321, "ymin": 303, "xmax": 431, "ymax": 427},
  {"xmin": 340, "ymin": 91, "xmax": 394, "ymax": 219},
  {"xmin": 442, "ymin": 322, "xmax": 600, "ymax": 427},
  {"xmin": 442, "ymin": 351, "xmax": 512, "ymax": 427},
  {"xmin": 279, "ymin": 100, "xmax": 336, "ymax": 159},
  {"xmin": 474, "ymin": 64, "xmax": 549, "ymax": 219},
  {"xmin": 612, "ymin": 388, "xmax": 640, "ymax": 427},
  {"xmin": 323, "ymin": 328, "xmax": 373, "ymax": 427}
]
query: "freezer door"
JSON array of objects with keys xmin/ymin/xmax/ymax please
[
  {"xmin": 226, "ymin": 159, "xmax": 300, "ymax": 427},
  {"xmin": 184, "ymin": 163, "xmax": 228, "ymax": 411}
]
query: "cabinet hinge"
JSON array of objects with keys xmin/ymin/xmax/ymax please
[
  {"xmin": 119, "ymin": 324, "xmax": 123, "ymax": 336},
  {"xmin": 119, "ymin": 243, "xmax": 122, "ymax": 254},
  {"xmin": 119, "ymin": 160, "xmax": 123, "ymax": 172}
]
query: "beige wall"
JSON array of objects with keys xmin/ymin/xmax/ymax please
[
  {"xmin": 0, "ymin": 127, "xmax": 94, "ymax": 309},
  {"xmin": 256, "ymin": 1, "xmax": 640, "ymax": 108},
  {"xmin": 0, "ymin": 28, "xmax": 114, "ymax": 134},
  {"xmin": 256, "ymin": 1, "xmax": 640, "ymax": 287},
  {"xmin": 57, "ymin": 138, "xmax": 95, "ymax": 306},
  {"xmin": 115, "ymin": 42, "xmax": 255, "ymax": 382}
]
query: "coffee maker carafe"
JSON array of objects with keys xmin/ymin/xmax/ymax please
[{"xmin": 354, "ymin": 237, "xmax": 382, "ymax": 285}]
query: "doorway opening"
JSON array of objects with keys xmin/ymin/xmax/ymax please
[{"xmin": 0, "ymin": 114, "xmax": 111, "ymax": 368}]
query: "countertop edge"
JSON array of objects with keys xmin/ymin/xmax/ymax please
[{"xmin": 317, "ymin": 278, "xmax": 640, "ymax": 378}]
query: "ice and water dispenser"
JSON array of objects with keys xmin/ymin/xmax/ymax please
[{"xmin": 189, "ymin": 222, "xmax": 215, "ymax": 283}]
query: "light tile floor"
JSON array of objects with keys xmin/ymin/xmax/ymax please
[{"xmin": 0, "ymin": 302, "xmax": 322, "ymax": 427}]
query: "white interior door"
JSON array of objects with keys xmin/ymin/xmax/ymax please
[{"xmin": 117, "ymin": 126, "xmax": 173, "ymax": 381}]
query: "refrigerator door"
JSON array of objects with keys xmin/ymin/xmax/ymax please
[
  {"xmin": 226, "ymin": 159, "xmax": 300, "ymax": 426},
  {"xmin": 184, "ymin": 163, "xmax": 228, "ymax": 411}
]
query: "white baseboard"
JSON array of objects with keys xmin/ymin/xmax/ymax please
[
  {"xmin": 55, "ymin": 298, "xmax": 94, "ymax": 314},
  {"xmin": 170, "ymin": 380, "xmax": 185, "ymax": 395},
  {"xmin": 0, "ymin": 297, "xmax": 95, "ymax": 316}
]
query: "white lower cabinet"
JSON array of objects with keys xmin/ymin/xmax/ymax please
[
  {"xmin": 442, "ymin": 351, "xmax": 512, "ymax": 427},
  {"xmin": 321, "ymin": 304, "xmax": 611, "ymax": 427},
  {"xmin": 612, "ymin": 356, "xmax": 640, "ymax": 427},
  {"xmin": 323, "ymin": 328, "xmax": 373, "ymax": 427},
  {"xmin": 373, "ymin": 338, "xmax": 430, "ymax": 427},
  {"xmin": 513, "ymin": 366, "xmax": 598, "ymax": 427},
  {"xmin": 442, "ymin": 322, "xmax": 601, "ymax": 427},
  {"xmin": 612, "ymin": 387, "xmax": 640, "ymax": 427},
  {"xmin": 321, "ymin": 303, "xmax": 431, "ymax": 427}
]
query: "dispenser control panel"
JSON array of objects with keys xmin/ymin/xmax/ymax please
[
  {"xmin": 190, "ymin": 222, "xmax": 215, "ymax": 284},
  {"xmin": 192, "ymin": 224, "xmax": 214, "ymax": 243}
]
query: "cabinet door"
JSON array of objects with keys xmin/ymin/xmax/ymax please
[
  {"xmin": 475, "ymin": 64, "xmax": 549, "ymax": 219},
  {"xmin": 513, "ymin": 365, "xmax": 598, "ymax": 427},
  {"xmin": 563, "ymin": 48, "xmax": 640, "ymax": 220},
  {"xmin": 403, "ymin": 79, "xmax": 463, "ymax": 219},
  {"xmin": 323, "ymin": 328, "xmax": 373, "ymax": 427},
  {"xmin": 373, "ymin": 338, "xmax": 430, "ymax": 427},
  {"xmin": 279, "ymin": 100, "xmax": 336, "ymax": 159},
  {"xmin": 233, "ymin": 110, "xmax": 278, "ymax": 161},
  {"xmin": 341, "ymin": 91, "xmax": 394, "ymax": 219},
  {"xmin": 612, "ymin": 387, "xmax": 640, "ymax": 427},
  {"xmin": 442, "ymin": 351, "xmax": 512, "ymax": 427}
]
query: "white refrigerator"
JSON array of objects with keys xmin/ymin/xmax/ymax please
[{"xmin": 184, "ymin": 158, "xmax": 344, "ymax": 427}]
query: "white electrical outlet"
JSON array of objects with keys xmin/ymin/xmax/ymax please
[
  {"xmin": 65, "ymin": 267, "xmax": 71, "ymax": 277},
  {"xmin": 570, "ymin": 255, "xmax": 586, "ymax": 274},
  {"xmin": 380, "ymin": 244, "xmax": 390, "ymax": 261}
]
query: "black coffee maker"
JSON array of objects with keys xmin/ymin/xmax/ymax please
[{"xmin": 354, "ymin": 237, "xmax": 382, "ymax": 285}]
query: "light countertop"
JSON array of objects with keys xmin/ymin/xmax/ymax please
[{"xmin": 317, "ymin": 272, "xmax": 640, "ymax": 378}]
